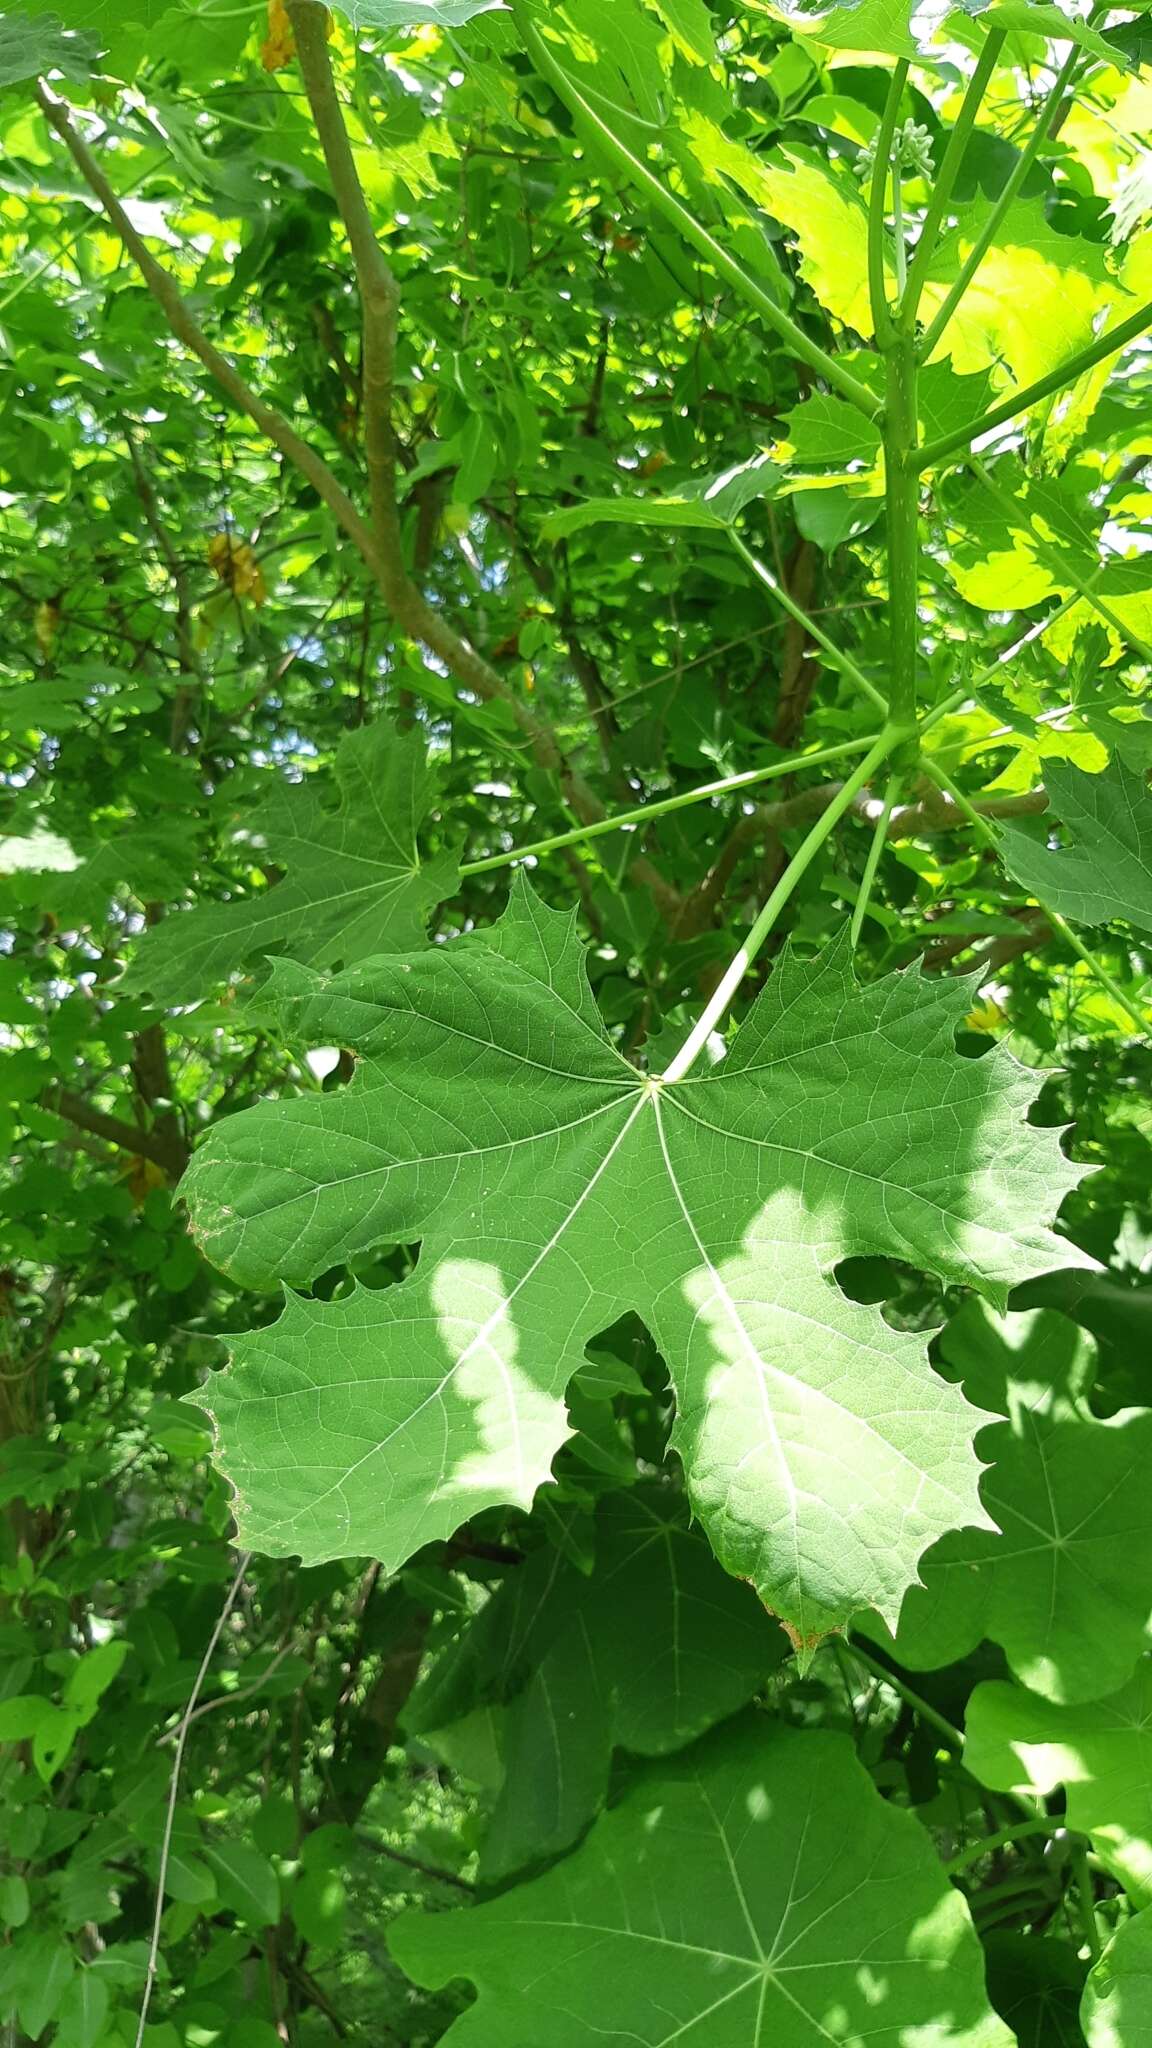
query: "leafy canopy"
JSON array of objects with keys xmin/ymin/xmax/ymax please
[{"xmin": 0, "ymin": 0, "xmax": 1151, "ymax": 2037}]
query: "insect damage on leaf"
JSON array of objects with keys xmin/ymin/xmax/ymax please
[{"xmin": 183, "ymin": 877, "xmax": 1091, "ymax": 1645}]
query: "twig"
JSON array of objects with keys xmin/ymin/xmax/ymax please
[
  {"xmin": 283, "ymin": 5, "xmax": 617, "ymax": 835},
  {"xmin": 355, "ymin": 1832, "xmax": 474, "ymax": 1892},
  {"xmin": 45, "ymin": 1086, "xmax": 181, "ymax": 1177},
  {"xmin": 35, "ymin": 83, "xmax": 377, "ymax": 573},
  {"xmin": 155, "ymin": 1640, "xmax": 297, "ymax": 1744},
  {"xmin": 135, "ymin": 1553, "xmax": 251, "ymax": 2047}
]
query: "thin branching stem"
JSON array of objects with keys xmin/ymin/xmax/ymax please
[
  {"xmin": 921, "ymin": 295, "xmax": 1152, "ymax": 469},
  {"xmin": 850, "ymin": 772, "xmax": 903, "ymax": 945},
  {"xmin": 459, "ymin": 736, "xmax": 882, "ymax": 876},
  {"xmin": 516, "ymin": 7, "xmax": 881, "ymax": 418},
  {"xmin": 917, "ymin": 42, "xmax": 1082, "ymax": 362},
  {"xmin": 661, "ymin": 728, "xmax": 908, "ymax": 1082},
  {"xmin": 728, "ymin": 532, "xmax": 888, "ymax": 713},
  {"xmin": 900, "ymin": 30, "xmax": 1005, "ymax": 331},
  {"xmin": 868, "ymin": 64, "xmax": 909, "ymax": 346}
]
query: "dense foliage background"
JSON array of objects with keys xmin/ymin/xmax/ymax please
[{"xmin": 2, "ymin": 0, "xmax": 1152, "ymax": 2041}]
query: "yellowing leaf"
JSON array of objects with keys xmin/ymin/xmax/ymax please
[
  {"xmin": 924, "ymin": 204, "xmax": 1118, "ymax": 395},
  {"xmin": 206, "ymin": 532, "xmax": 266, "ymax": 606},
  {"xmin": 261, "ymin": 0, "xmax": 295, "ymax": 70}
]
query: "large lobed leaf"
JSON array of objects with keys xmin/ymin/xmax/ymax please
[
  {"xmin": 407, "ymin": 1485, "xmax": 788, "ymax": 1878},
  {"xmin": 183, "ymin": 880, "xmax": 1088, "ymax": 1642},
  {"xmin": 998, "ymin": 758, "xmax": 1152, "ymax": 937},
  {"xmin": 129, "ymin": 722, "xmax": 456, "ymax": 1002},
  {"xmin": 868, "ymin": 1303, "xmax": 1152, "ymax": 1704},
  {"xmin": 390, "ymin": 1713, "xmax": 1013, "ymax": 2046}
]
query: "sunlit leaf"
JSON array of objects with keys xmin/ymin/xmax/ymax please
[
  {"xmin": 391, "ymin": 1714, "xmax": 1014, "ymax": 2045},
  {"xmin": 184, "ymin": 880, "xmax": 1086, "ymax": 1643}
]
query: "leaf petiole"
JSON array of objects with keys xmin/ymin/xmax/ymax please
[
  {"xmin": 916, "ymin": 43, "xmax": 1081, "ymax": 365},
  {"xmin": 868, "ymin": 64, "xmax": 909, "ymax": 346},
  {"xmin": 945, "ymin": 1819, "xmax": 1057, "ymax": 1875},
  {"xmin": 660, "ymin": 727, "xmax": 908, "ymax": 1082},
  {"xmin": 919, "ymin": 294, "xmax": 1152, "ymax": 471},
  {"xmin": 728, "ymin": 531, "xmax": 889, "ymax": 715},
  {"xmin": 850, "ymin": 771, "xmax": 903, "ymax": 946},
  {"xmin": 844, "ymin": 1638, "xmax": 964, "ymax": 1751},
  {"xmin": 968, "ymin": 457, "xmax": 1152, "ymax": 665},
  {"xmin": 458, "ymin": 735, "xmax": 885, "ymax": 877},
  {"xmin": 899, "ymin": 29, "xmax": 1005, "ymax": 334}
]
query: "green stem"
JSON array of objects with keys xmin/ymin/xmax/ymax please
[
  {"xmin": 917, "ymin": 43, "xmax": 1081, "ymax": 364},
  {"xmin": 969, "ymin": 455, "xmax": 1152, "ymax": 665},
  {"xmin": 924, "ymin": 758, "xmax": 1150, "ymax": 1034},
  {"xmin": 868, "ymin": 64, "xmax": 908, "ymax": 345},
  {"xmin": 728, "ymin": 531, "xmax": 888, "ymax": 713},
  {"xmin": 458, "ymin": 734, "xmax": 882, "ymax": 875},
  {"xmin": 516, "ymin": 10, "xmax": 880, "ymax": 418},
  {"xmin": 883, "ymin": 333, "xmax": 921, "ymax": 728},
  {"xmin": 900, "ymin": 31, "xmax": 1005, "ymax": 333},
  {"xmin": 946, "ymin": 1820, "xmax": 1056, "ymax": 1875},
  {"xmin": 845, "ymin": 1639, "xmax": 964, "ymax": 1752},
  {"xmin": 660, "ymin": 728, "xmax": 907, "ymax": 1082},
  {"xmin": 1069, "ymin": 1839, "xmax": 1104, "ymax": 1962},
  {"xmin": 921, "ymin": 294, "xmax": 1152, "ymax": 469},
  {"xmin": 850, "ymin": 771, "xmax": 902, "ymax": 945}
]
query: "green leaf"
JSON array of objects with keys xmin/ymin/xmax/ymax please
[
  {"xmin": 391, "ymin": 1713, "xmax": 1013, "ymax": 2045},
  {"xmin": 33, "ymin": 1705, "xmax": 84, "ymax": 1782},
  {"xmin": 782, "ymin": 393, "xmax": 882, "ymax": 467},
  {"xmin": 0, "ymin": 1694, "xmax": 53, "ymax": 1741},
  {"xmin": 183, "ymin": 881, "xmax": 1085, "ymax": 1643},
  {"xmin": 0, "ymin": 1875, "xmax": 29, "ymax": 1928},
  {"xmin": 1082, "ymin": 1909, "xmax": 1152, "ymax": 2045},
  {"xmin": 203, "ymin": 1840, "xmax": 280, "ymax": 1928},
  {"xmin": 871, "ymin": 1303, "xmax": 1152, "ymax": 1704},
  {"xmin": 924, "ymin": 202, "xmax": 1115, "ymax": 394},
  {"xmin": 128, "ymin": 722, "xmax": 457, "ymax": 1003},
  {"xmin": 998, "ymin": 759, "xmax": 1152, "ymax": 937},
  {"xmin": 984, "ymin": 1932, "xmax": 1087, "ymax": 2047},
  {"xmin": 754, "ymin": 0, "xmax": 918, "ymax": 58},
  {"xmin": 917, "ymin": 361, "xmax": 995, "ymax": 449},
  {"xmin": 53, "ymin": 1969, "xmax": 109, "ymax": 2048},
  {"xmin": 64, "ymin": 1639, "xmax": 129, "ymax": 1720},
  {"xmin": 541, "ymin": 455, "xmax": 780, "ymax": 540},
  {"xmin": 980, "ymin": 3, "xmax": 1128, "ymax": 65},
  {"xmin": 15, "ymin": 1937, "xmax": 76, "ymax": 2038},
  {"xmin": 966, "ymin": 1662, "xmax": 1152, "ymax": 1900},
  {"xmin": 751, "ymin": 147, "xmax": 876, "ymax": 339},
  {"xmin": 542, "ymin": 495, "xmax": 735, "ymax": 538},
  {"xmin": 326, "ymin": 0, "xmax": 505, "ymax": 23},
  {"xmin": 411, "ymin": 1486, "xmax": 787, "ymax": 1878},
  {"xmin": 0, "ymin": 11, "xmax": 99, "ymax": 84}
]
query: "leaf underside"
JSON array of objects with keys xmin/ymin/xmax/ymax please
[
  {"xmin": 390, "ymin": 1713, "xmax": 1014, "ymax": 2046},
  {"xmin": 184, "ymin": 879, "xmax": 1088, "ymax": 1641}
]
